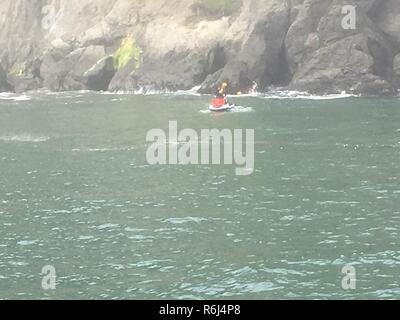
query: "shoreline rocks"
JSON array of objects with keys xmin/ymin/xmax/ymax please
[{"xmin": 0, "ymin": 0, "xmax": 399, "ymax": 96}]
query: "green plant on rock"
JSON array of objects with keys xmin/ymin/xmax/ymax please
[
  {"xmin": 113, "ymin": 36, "xmax": 142, "ymax": 71},
  {"xmin": 10, "ymin": 64, "xmax": 25, "ymax": 77}
]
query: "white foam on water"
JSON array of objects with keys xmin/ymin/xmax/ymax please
[
  {"xmin": 96, "ymin": 223, "xmax": 119, "ymax": 230},
  {"xmin": 164, "ymin": 217, "xmax": 207, "ymax": 224},
  {"xmin": 108, "ymin": 85, "xmax": 203, "ymax": 96},
  {"xmin": 0, "ymin": 93, "xmax": 32, "ymax": 101},
  {"xmin": 200, "ymin": 109, "xmax": 212, "ymax": 114},
  {"xmin": 0, "ymin": 88, "xmax": 363, "ymax": 103},
  {"xmin": 17, "ymin": 240, "xmax": 39, "ymax": 246},
  {"xmin": 71, "ymin": 146, "xmax": 135, "ymax": 153},
  {"xmin": 98, "ymin": 88, "xmax": 358, "ymax": 107},
  {"xmin": 13, "ymin": 95, "xmax": 32, "ymax": 101},
  {"xmin": 259, "ymin": 90, "xmax": 356, "ymax": 100},
  {"xmin": 224, "ymin": 90, "xmax": 356, "ymax": 100},
  {"xmin": 120, "ymin": 87, "xmax": 168, "ymax": 95},
  {"xmin": 43, "ymin": 90, "xmax": 92, "ymax": 96},
  {"xmin": 102, "ymin": 88, "xmax": 356, "ymax": 100},
  {"xmin": 227, "ymin": 92, "xmax": 259, "ymax": 98},
  {"xmin": 200, "ymin": 105, "xmax": 253, "ymax": 114},
  {"xmin": 100, "ymin": 91, "xmax": 127, "ymax": 95},
  {"xmin": 0, "ymin": 92, "xmax": 12, "ymax": 98},
  {"xmin": 0, "ymin": 134, "xmax": 50, "ymax": 143},
  {"xmin": 174, "ymin": 85, "xmax": 202, "ymax": 96},
  {"xmin": 231, "ymin": 105, "xmax": 253, "ymax": 112},
  {"xmin": 78, "ymin": 236, "xmax": 95, "ymax": 241}
]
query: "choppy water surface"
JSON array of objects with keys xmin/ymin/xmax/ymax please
[{"xmin": 0, "ymin": 91, "xmax": 399, "ymax": 299}]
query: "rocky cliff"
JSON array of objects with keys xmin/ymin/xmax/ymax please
[{"xmin": 0, "ymin": 0, "xmax": 399, "ymax": 95}]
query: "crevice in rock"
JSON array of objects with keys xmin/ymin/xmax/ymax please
[
  {"xmin": 368, "ymin": 38, "xmax": 393, "ymax": 80},
  {"xmin": 366, "ymin": 0, "xmax": 382, "ymax": 22},
  {"xmin": 266, "ymin": 0, "xmax": 293, "ymax": 88},
  {"xmin": 196, "ymin": 45, "xmax": 227, "ymax": 86},
  {"xmin": 269, "ymin": 43, "xmax": 292, "ymax": 87},
  {"xmin": 208, "ymin": 45, "xmax": 226, "ymax": 75},
  {"xmin": 365, "ymin": 0, "xmax": 399, "ymax": 52},
  {"xmin": 84, "ymin": 56, "xmax": 116, "ymax": 91}
]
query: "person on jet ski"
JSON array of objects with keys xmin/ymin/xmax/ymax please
[{"xmin": 215, "ymin": 82, "xmax": 228, "ymax": 104}]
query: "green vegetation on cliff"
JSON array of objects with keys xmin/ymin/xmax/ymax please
[
  {"xmin": 113, "ymin": 36, "xmax": 142, "ymax": 71},
  {"xmin": 9, "ymin": 64, "xmax": 25, "ymax": 77}
]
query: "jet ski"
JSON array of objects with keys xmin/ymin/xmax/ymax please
[{"xmin": 209, "ymin": 98, "xmax": 235, "ymax": 112}]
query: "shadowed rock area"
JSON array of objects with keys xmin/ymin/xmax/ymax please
[
  {"xmin": 0, "ymin": 65, "xmax": 12, "ymax": 92},
  {"xmin": 0, "ymin": 0, "xmax": 399, "ymax": 95}
]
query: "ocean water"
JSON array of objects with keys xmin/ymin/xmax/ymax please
[{"xmin": 0, "ymin": 91, "xmax": 399, "ymax": 299}]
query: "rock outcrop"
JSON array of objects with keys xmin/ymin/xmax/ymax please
[
  {"xmin": 285, "ymin": 0, "xmax": 398, "ymax": 95},
  {"xmin": 0, "ymin": 0, "xmax": 399, "ymax": 95}
]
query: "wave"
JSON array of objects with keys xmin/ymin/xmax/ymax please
[
  {"xmin": 164, "ymin": 217, "xmax": 207, "ymax": 224},
  {"xmin": 0, "ymin": 134, "xmax": 50, "ymax": 143},
  {"xmin": 200, "ymin": 105, "xmax": 253, "ymax": 114},
  {"xmin": 129, "ymin": 90, "xmax": 355, "ymax": 101},
  {"xmin": 106, "ymin": 85, "xmax": 203, "ymax": 96},
  {"xmin": 230, "ymin": 106, "xmax": 254, "ymax": 112},
  {"xmin": 38, "ymin": 89, "xmax": 92, "ymax": 96},
  {"xmin": 254, "ymin": 90, "xmax": 357, "ymax": 100},
  {"xmin": 1, "ymin": 88, "xmax": 359, "ymax": 102},
  {"xmin": 0, "ymin": 90, "xmax": 97, "ymax": 101},
  {"xmin": 0, "ymin": 93, "xmax": 32, "ymax": 101},
  {"xmin": 100, "ymin": 86, "xmax": 357, "ymax": 100},
  {"xmin": 175, "ymin": 85, "xmax": 202, "ymax": 96},
  {"xmin": 71, "ymin": 146, "xmax": 135, "ymax": 153}
]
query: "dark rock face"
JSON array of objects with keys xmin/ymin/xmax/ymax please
[
  {"xmin": 394, "ymin": 53, "xmax": 400, "ymax": 88},
  {"xmin": 109, "ymin": 51, "xmax": 211, "ymax": 92},
  {"xmin": 0, "ymin": 0, "xmax": 399, "ymax": 95},
  {"xmin": 201, "ymin": 0, "xmax": 291, "ymax": 93},
  {"xmin": 40, "ymin": 46, "xmax": 109, "ymax": 91},
  {"xmin": 6, "ymin": 58, "xmax": 42, "ymax": 93},
  {"xmin": 285, "ymin": 0, "xmax": 398, "ymax": 95},
  {"xmin": 7, "ymin": 75, "xmax": 41, "ymax": 93},
  {"xmin": 0, "ymin": 65, "xmax": 12, "ymax": 92},
  {"xmin": 83, "ymin": 56, "xmax": 116, "ymax": 91}
]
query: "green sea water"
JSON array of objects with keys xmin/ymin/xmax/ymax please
[{"xmin": 0, "ymin": 91, "xmax": 399, "ymax": 299}]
